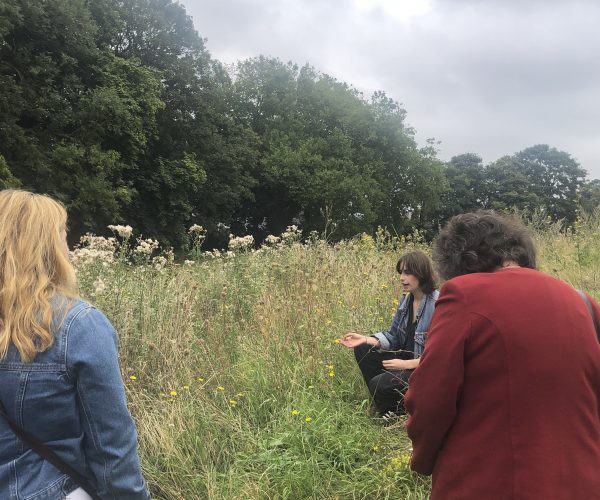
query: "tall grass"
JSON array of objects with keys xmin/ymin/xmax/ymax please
[{"xmin": 74, "ymin": 219, "xmax": 600, "ymax": 499}]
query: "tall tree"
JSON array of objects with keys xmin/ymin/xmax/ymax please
[
  {"xmin": 0, "ymin": 0, "xmax": 163, "ymax": 236},
  {"xmin": 482, "ymin": 145, "xmax": 585, "ymax": 223},
  {"xmin": 440, "ymin": 153, "xmax": 485, "ymax": 221},
  {"xmin": 515, "ymin": 144, "xmax": 585, "ymax": 223},
  {"xmin": 580, "ymin": 179, "xmax": 600, "ymax": 215},
  {"xmin": 232, "ymin": 58, "xmax": 446, "ymax": 240}
]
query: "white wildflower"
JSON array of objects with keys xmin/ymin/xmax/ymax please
[
  {"xmin": 264, "ymin": 235, "xmax": 281, "ymax": 246},
  {"xmin": 188, "ymin": 224, "xmax": 206, "ymax": 235},
  {"xmin": 203, "ymin": 250, "xmax": 221, "ymax": 259},
  {"xmin": 107, "ymin": 225, "xmax": 133, "ymax": 238},
  {"xmin": 280, "ymin": 225, "xmax": 302, "ymax": 245},
  {"xmin": 134, "ymin": 238, "xmax": 159, "ymax": 256},
  {"xmin": 92, "ymin": 277, "xmax": 106, "ymax": 295},
  {"xmin": 70, "ymin": 234, "xmax": 117, "ymax": 266},
  {"xmin": 152, "ymin": 255, "xmax": 167, "ymax": 270},
  {"xmin": 228, "ymin": 234, "xmax": 254, "ymax": 252}
]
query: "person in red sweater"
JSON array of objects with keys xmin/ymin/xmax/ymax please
[{"xmin": 405, "ymin": 211, "xmax": 600, "ymax": 500}]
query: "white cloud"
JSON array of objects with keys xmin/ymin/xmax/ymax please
[{"xmin": 183, "ymin": 0, "xmax": 600, "ymax": 178}]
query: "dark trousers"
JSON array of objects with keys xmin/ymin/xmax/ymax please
[{"xmin": 354, "ymin": 344, "xmax": 413, "ymax": 415}]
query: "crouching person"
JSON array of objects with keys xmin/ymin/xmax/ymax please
[{"xmin": 341, "ymin": 251, "xmax": 438, "ymax": 419}]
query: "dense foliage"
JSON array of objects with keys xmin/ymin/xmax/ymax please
[{"xmin": 0, "ymin": 0, "xmax": 595, "ymax": 248}]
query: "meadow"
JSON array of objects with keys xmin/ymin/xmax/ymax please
[{"xmin": 72, "ymin": 214, "xmax": 600, "ymax": 500}]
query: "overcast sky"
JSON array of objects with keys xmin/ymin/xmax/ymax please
[{"xmin": 183, "ymin": 0, "xmax": 600, "ymax": 179}]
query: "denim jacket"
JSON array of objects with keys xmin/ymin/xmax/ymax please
[
  {"xmin": 372, "ymin": 290, "xmax": 439, "ymax": 358},
  {"xmin": 0, "ymin": 299, "xmax": 150, "ymax": 500}
]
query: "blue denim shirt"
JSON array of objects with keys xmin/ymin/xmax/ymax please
[
  {"xmin": 0, "ymin": 299, "xmax": 150, "ymax": 500},
  {"xmin": 373, "ymin": 290, "xmax": 439, "ymax": 358}
]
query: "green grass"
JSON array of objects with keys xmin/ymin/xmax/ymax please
[{"xmin": 74, "ymin": 218, "xmax": 600, "ymax": 499}]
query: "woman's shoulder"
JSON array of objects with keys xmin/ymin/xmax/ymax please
[
  {"xmin": 62, "ymin": 301, "xmax": 119, "ymax": 364},
  {"xmin": 51, "ymin": 297, "xmax": 92, "ymax": 327},
  {"xmin": 54, "ymin": 298, "xmax": 115, "ymax": 340}
]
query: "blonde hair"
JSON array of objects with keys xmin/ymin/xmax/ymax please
[{"xmin": 0, "ymin": 190, "xmax": 77, "ymax": 362}]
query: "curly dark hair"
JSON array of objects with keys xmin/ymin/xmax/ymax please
[
  {"xmin": 396, "ymin": 250, "xmax": 437, "ymax": 295},
  {"xmin": 433, "ymin": 211, "xmax": 537, "ymax": 280}
]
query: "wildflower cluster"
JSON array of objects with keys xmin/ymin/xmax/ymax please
[
  {"xmin": 92, "ymin": 277, "xmax": 106, "ymax": 296},
  {"xmin": 203, "ymin": 249, "xmax": 235, "ymax": 259},
  {"xmin": 134, "ymin": 238, "xmax": 159, "ymax": 256},
  {"xmin": 188, "ymin": 224, "xmax": 206, "ymax": 235},
  {"xmin": 188, "ymin": 224, "xmax": 207, "ymax": 260},
  {"xmin": 228, "ymin": 234, "xmax": 254, "ymax": 252},
  {"xmin": 259, "ymin": 226, "xmax": 302, "ymax": 251},
  {"xmin": 70, "ymin": 234, "xmax": 117, "ymax": 266},
  {"xmin": 263, "ymin": 234, "xmax": 281, "ymax": 246},
  {"xmin": 290, "ymin": 409, "xmax": 313, "ymax": 423},
  {"xmin": 280, "ymin": 225, "xmax": 302, "ymax": 245},
  {"xmin": 380, "ymin": 450, "xmax": 413, "ymax": 479},
  {"xmin": 107, "ymin": 224, "xmax": 133, "ymax": 239}
]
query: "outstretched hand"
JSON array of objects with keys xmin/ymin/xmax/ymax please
[{"xmin": 340, "ymin": 332, "xmax": 367, "ymax": 348}]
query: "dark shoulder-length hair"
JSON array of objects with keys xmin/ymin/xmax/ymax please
[
  {"xmin": 433, "ymin": 210, "xmax": 537, "ymax": 281},
  {"xmin": 396, "ymin": 250, "xmax": 437, "ymax": 295}
]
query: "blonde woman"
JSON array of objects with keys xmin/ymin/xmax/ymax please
[{"xmin": 0, "ymin": 190, "xmax": 149, "ymax": 499}]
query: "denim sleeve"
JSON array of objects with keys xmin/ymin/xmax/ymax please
[
  {"xmin": 66, "ymin": 306, "xmax": 150, "ymax": 500},
  {"xmin": 372, "ymin": 298, "xmax": 405, "ymax": 351}
]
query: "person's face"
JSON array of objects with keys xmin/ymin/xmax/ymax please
[{"xmin": 399, "ymin": 267, "xmax": 421, "ymax": 295}]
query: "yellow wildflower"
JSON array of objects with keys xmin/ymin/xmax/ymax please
[
  {"xmin": 217, "ymin": 386, "xmax": 225, "ymax": 391},
  {"xmin": 183, "ymin": 385, "xmax": 189, "ymax": 390},
  {"xmin": 325, "ymin": 364, "xmax": 334, "ymax": 370},
  {"xmin": 291, "ymin": 409, "xmax": 300, "ymax": 416},
  {"xmin": 196, "ymin": 377, "xmax": 204, "ymax": 382},
  {"xmin": 129, "ymin": 375, "xmax": 137, "ymax": 381},
  {"xmin": 304, "ymin": 417, "xmax": 312, "ymax": 423},
  {"xmin": 329, "ymin": 371, "xmax": 335, "ymax": 378},
  {"xmin": 229, "ymin": 399, "xmax": 237, "ymax": 407},
  {"xmin": 170, "ymin": 390, "xmax": 177, "ymax": 396}
]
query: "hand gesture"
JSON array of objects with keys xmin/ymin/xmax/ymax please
[
  {"xmin": 382, "ymin": 359, "xmax": 410, "ymax": 371},
  {"xmin": 340, "ymin": 332, "xmax": 367, "ymax": 348}
]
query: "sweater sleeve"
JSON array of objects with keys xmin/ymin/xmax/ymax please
[
  {"xmin": 66, "ymin": 306, "xmax": 150, "ymax": 500},
  {"xmin": 404, "ymin": 280, "xmax": 470, "ymax": 475}
]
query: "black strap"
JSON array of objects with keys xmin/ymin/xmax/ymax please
[
  {"xmin": 0, "ymin": 401, "xmax": 101, "ymax": 500},
  {"xmin": 578, "ymin": 290, "xmax": 600, "ymax": 342}
]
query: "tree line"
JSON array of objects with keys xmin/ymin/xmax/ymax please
[{"xmin": 1, "ymin": 0, "xmax": 598, "ymax": 250}]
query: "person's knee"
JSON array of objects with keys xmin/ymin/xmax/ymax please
[
  {"xmin": 354, "ymin": 343, "xmax": 371, "ymax": 363},
  {"xmin": 367, "ymin": 373, "xmax": 385, "ymax": 395}
]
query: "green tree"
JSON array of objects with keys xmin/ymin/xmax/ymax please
[
  {"xmin": 0, "ymin": 154, "xmax": 20, "ymax": 189},
  {"xmin": 94, "ymin": 0, "xmax": 258, "ymax": 246},
  {"xmin": 440, "ymin": 153, "xmax": 485, "ymax": 220},
  {"xmin": 232, "ymin": 58, "xmax": 446, "ymax": 240},
  {"xmin": 483, "ymin": 155, "xmax": 540, "ymax": 212},
  {"xmin": 0, "ymin": 0, "xmax": 163, "ymax": 237},
  {"xmin": 580, "ymin": 179, "xmax": 600, "ymax": 215},
  {"xmin": 515, "ymin": 144, "xmax": 585, "ymax": 223},
  {"xmin": 482, "ymin": 145, "xmax": 586, "ymax": 224}
]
